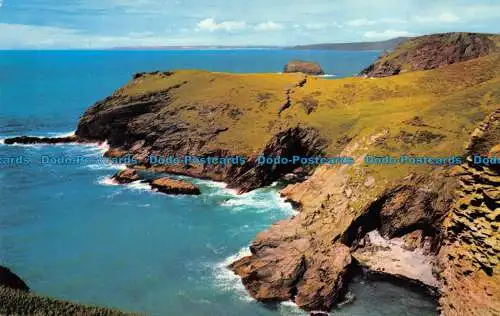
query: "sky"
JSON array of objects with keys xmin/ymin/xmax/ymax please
[{"xmin": 0, "ymin": 0, "xmax": 499, "ymax": 48}]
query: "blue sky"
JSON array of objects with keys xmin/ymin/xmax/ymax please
[{"xmin": 0, "ymin": 0, "xmax": 499, "ymax": 48}]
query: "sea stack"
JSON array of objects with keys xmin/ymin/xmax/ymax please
[{"xmin": 284, "ymin": 60, "xmax": 324, "ymax": 75}]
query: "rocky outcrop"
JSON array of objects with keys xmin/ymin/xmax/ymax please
[
  {"xmin": 437, "ymin": 109, "xmax": 500, "ymax": 316},
  {"xmin": 112, "ymin": 168, "xmax": 140, "ymax": 184},
  {"xmin": 361, "ymin": 33, "xmax": 499, "ymax": 77},
  {"xmin": 75, "ymin": 74, "xmax": 327, "ymax": 192},
  {"xmin": 4, "ymin": 48, "xmax": 499, "ymax": 314},
  {"xmin": 148, "ymin": 177, "xmax": 201, "ymax": 195},
  {"xmin": 227, "ymin": 127, "xmax": 327, "ymax": 192},
  {"xmin": 3, "ymin": 135, "xmax": 79, "ymax": 145},
  {"xmin": 229, "ymin": 230, "xmax": 351, "ymax": 311},
  {"xmin": 112, "ymin": 169, "xmax": 201, "ymax": 195},
  {"xmin": 0, "ymin": 266, "xmax": 29, "ymax": 292},
  {"xmin": 284, "ymin": 60, "xmax": 324, "ymax": 75}
]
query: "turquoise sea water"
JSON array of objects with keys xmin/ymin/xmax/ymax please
[{"xmin": 0, "ymin": 50, "xmax": 436, "ymax": 315}]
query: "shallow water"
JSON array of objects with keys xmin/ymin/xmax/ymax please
[{"xmin": 0, "ymin": 50, "xmax": 436, "ymax": 315}]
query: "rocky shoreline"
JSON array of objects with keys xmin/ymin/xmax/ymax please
[{"xmin": 2, "ymin": 32, "xmax": 499, "ymax": 315}]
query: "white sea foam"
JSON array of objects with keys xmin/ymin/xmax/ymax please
[
  {"xmin": 221, "ymin": 189, "xmax": 297, "ymax": 216},
  {"xmin": 212, "ymin": 246, "xmax": 254, "ymax": 302},
  {"xmin": 279, "ymin": 301, "xmax": 309, "ymax": 316},
  {"xmin": 97, "ymin": 176, "xmax": 119, "ymax": 186},
  {"xmin": 97, "ymin": 140, "xmax": 110, "ymax": 155},
  {"xmin": 314, "ymin": 74, "xmax": 337, "ymax": 78},
  {"xmin": 97, "ymin": 176, "xmax": 153, "ymax": 193},
  {"xmin": 48, "ymin": 130, "xmax": 76, "ymax": 137},
  {"xmin": 86, "ymin": 163, "xmax": 127, "ymax": 171},
  {"xmin": 127, "ymin": 180, "xmax": 152, "ymax": 192},
  {"xmin": 316, "ymin": 74, "xmax": 337, "ymax": 78}
]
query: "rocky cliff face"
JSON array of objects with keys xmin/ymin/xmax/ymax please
[
  {"xmin": 5, "ymin": 33, "xmax": 500, "ymax": 315},
  {"xmin": 437, "ymin": 109, "xmax": 500, "ymax": 316},
  {"xmin": 70, "ymin": 49, "xmax": 499, "ymax": 313},
  {"xmin": 361, "ymin": 33, "xmax": 499, "ymax": 77}
]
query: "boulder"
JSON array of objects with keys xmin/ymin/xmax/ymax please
[
  {"xmin": 0, "ymin": 266, "xmax": 29, "ymax": 292},
  {"xmin": 284, "ymin": 60, "xmax": 324, "ymax": 75},
  {"xmin": 112, "ymin": 168, "xmax": 140, "ymax": 184},
  {"xmin": 149, "ymin": 178, "xmax": 201, "ymax": 195}
]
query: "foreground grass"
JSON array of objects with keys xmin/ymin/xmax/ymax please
[{"xmin": 0, "ymin": 287, "xmax": 138, "ymax": 316}]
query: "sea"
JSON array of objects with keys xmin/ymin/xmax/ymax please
[{"xmin": 0, "ymin": 49, "xmax": 437, "ymax": 315}]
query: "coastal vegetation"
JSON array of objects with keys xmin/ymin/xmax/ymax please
[{"xmin": 3, "ymin": 32, "xmax": 500, "ymax": 315}]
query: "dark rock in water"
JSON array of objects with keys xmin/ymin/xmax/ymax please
[
  {"xmin": 112, "ymin": 169, "xmax": 140, "ymax": 184},
  {"xmin": 0, "ymin": 266, "xmax": 29, "ymax": 292},
  {"xmin": 3, "ymin": 135, "xmax": 79, "ymax": 145},
  {"xmin": 148, "ymin": 177, "xmax": 201, "ymax": 195},
  {"xmin": 284, "ymin": 60, "xmax": 324, "ymax": 75}
]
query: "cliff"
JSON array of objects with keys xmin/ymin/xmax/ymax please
[
  {"xmin": 4, "ymin": 33, "xmax": 500, "ymax": 314},
  {"xmin": 361, "ymin": 32, "xmax": 500, "ymax": 77},
  {"xmin": 71, "ymin": 48, "xmax": 500, "ymax": 313}
]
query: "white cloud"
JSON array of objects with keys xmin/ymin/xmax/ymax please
[
  {"xmin": 196, "ymin": 18, "xmax": 246, "ymax": 32},
  {"xmin": 364, "ymin": 29, "xmax": 414, "ymax": 39},
  {"xmin": 293, "ymin": 22, "xmax": 343, "ymax": 31},
  {"xmin": 0, "ymin": 23, "xmax": 208, "ymax": 49},
  {"xmin": 347, "ymin": 19, "xmax": 377, "ymax": 27},
  {"xmin": 302, "ymin": 23, "xmax": 325, "ymax": 30},
  {"xmin": 347, "ymin": 18, "xmax": 406, "ymax": 27},
  {"xmin": 414, "ymin": 12, "xmax": 460, "ymax": 23},
  {"xmin": 438, "ymin": 12, "xmax": 460, "ymax": 22},
  {"xmin": 254, "ymin": 21, "xmax": 284, "ymax": 31}
]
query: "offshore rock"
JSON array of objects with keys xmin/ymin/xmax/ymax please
[
  {"xmin": 112, "ymin": 168, "xmax": 140, "ymax": 184},
  {"xmin": 284, "ymin": 60, "xmax": 325, "ymax": 75},
  {"xmin": 3, "ymin": 135, "xmax": 79, "ymax": 145},
  {"xmin": 148, "ymin": 177, "xmax": 201, "ymax": 195}
]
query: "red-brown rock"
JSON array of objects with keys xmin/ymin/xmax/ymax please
[
  {"xmin": 149, "ymin": 178, "xmax": 200, "ymax": 195},
  {"xmin": 112, "ymin": 169, "xmax": 140, "ymax": 184}
]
